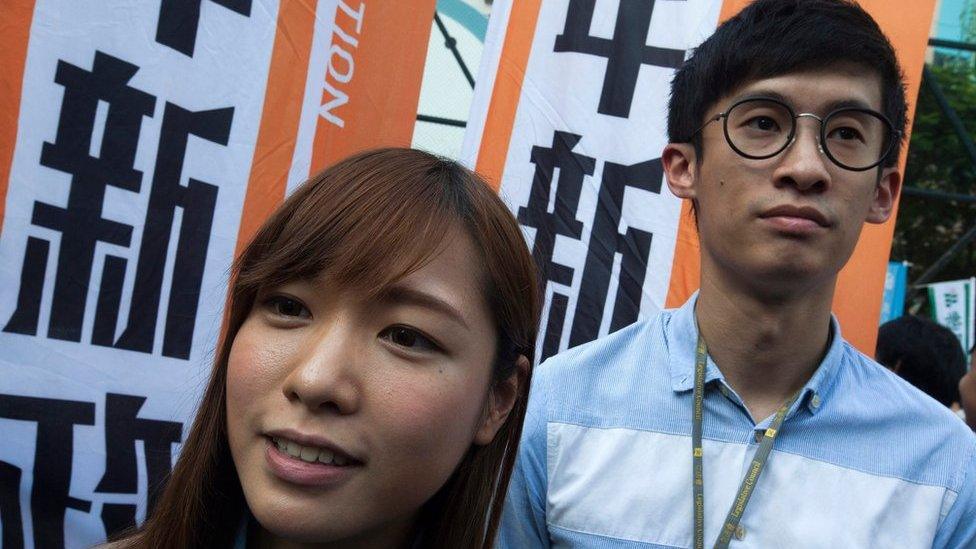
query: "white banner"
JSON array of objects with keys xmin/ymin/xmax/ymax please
[
  {"xmin": 928, "ymin": 277, "xmax": 976, "ymax": 356},
  {"xmin": 0, "ymin": 1, "xmax": 435, "ymax": 546},
  {"xmin": 462, "ymin": 0, "xmax": 722, "ymax": 363},
  {"xmin": 1, "ymin": 4, "xmax": 276, "ymax": 547}
]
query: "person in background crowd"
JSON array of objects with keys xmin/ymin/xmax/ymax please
[
  {"xmin": 961, "ymin": 347, "xmax": 976, "ymax": 431},
  {"xmin": 498, "ymin": 1, "xmax": 976, "ymax": 547},
  {"xmin": 876, "ymin": 315, "xmax": 967, "ymax": 414},
  {"xmin": 110, "ymin": 148, "xmax": 540, "ymax": 548}
]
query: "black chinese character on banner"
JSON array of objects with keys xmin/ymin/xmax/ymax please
[
  {"xmin": 555, "ymin": 0, "xmax": 686, "ymax": 118},
  {"xmin": 569, "ymin": 158, "xmax": 661, "ymax": 348},
  {"xmin": 3, "ymin": 50, "xmax": 233, "ymax": 360},
  {"xmin": 95, "ymin": 393, "xmax": 183, "ymax": 536},
  {"xmin": 0, "ymin": 394, "xmax": 95, "ymax": 549},
  {"xmin": 0, "ymin": 461, "xmax": 24, "ymax": 549},
  {"xmin": 4, "ymin": 51, "xmax": 154, "ymax": 343},
  {"xmin": 520, "ymin": 131, "xmax": 662, "ymax": 361},
  {"xmin": 518, "ymin": 131, "xmax": 594, "ymax": 360},
  {"xmin": 113, "ymin": 103, "xmax": 231, "ymax": 359},
  {"xmin": 156, "ymin": 0, "xmax": 253, "ymax": 57},
  {"xmin": 0, "ymin": 393, "xmax": 184, "ymax": 547}
]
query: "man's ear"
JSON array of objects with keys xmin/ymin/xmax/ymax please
[
  {"xmin": 663, "ymin": 143, "xmax": 698, "ymax": 200},
  {"xmin": 474, "ymin": 355, "xmax": 529, "ymax": 446},
  {"xmin": 866, "ymin": 167, "xmax": 902, "ymax": 224}
]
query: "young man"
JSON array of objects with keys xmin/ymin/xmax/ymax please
[{"xmin": 498, "ymin": 1, "xmax": 976, "ymax": 547}]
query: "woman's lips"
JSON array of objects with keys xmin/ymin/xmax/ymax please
[{"xmin": 265, "ymin": 437, "xmax": 361, "ymax": 487}]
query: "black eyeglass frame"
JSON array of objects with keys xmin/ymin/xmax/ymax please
[{"xmin": 689, "ymin": 96, "xmax": 903, "ymax": 172}]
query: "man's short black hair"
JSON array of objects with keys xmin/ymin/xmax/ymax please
[
  {"xmin": 876, "ymin": 315, "xmax": 967, "ymax": 407},
  {"xmin": 668, "ymin": 0, "xmax": 907, "ymax": 167}
]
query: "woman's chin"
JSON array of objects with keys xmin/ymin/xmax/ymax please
[
  {"xmin": 250, "ymin": 504, "xmax": 351, "ymax": 545},
  {"xmin": 248, "ymin": 496, "xmax": 414, "ymax": 548}
]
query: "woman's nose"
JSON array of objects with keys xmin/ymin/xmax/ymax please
[{"xmin": 280, "ymin": 319, "xmax": 362, "ymax": 415}]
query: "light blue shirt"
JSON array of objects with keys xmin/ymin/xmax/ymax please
[{"xmin": 499, "ymin": 294, "xmax": 976, "ymax": 548}]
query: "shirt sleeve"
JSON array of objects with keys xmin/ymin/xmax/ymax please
[
  {"xmin": 496, "ymin": 363, "xmax": 551, "ymax": 548},
  {"xmin": 933, "ymin": 437, "xmax": 976, "ymax": 548}
]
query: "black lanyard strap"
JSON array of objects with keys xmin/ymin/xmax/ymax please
[{"xmin": 692, "ymin": 334, "xmax": 800, "ymax": 549}]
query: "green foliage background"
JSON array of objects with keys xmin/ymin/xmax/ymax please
[{"xmin": 894, "ymin": 55, "xmax": 976, "ymax": 299}]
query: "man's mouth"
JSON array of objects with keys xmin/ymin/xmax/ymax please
[{"xmin": 759, "ymin": 204, "xmax": 831, "ymax": 227}]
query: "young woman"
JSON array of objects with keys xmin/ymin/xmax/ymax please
[{"xmin": 114, "ymin": 148, "xmax": 540, "ymax": 548}]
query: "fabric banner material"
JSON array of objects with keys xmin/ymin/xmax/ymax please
[
  {"xmin": 928, "ymin": 278, "xmax": 975, "ymax": 355},
  {"xmin": 880, "ymin": 261, "xmax": 909, "ymax": 324},
  {"xmin": 462, "ymin": 0, "xmax": 936, "ymax": 363},
  {"xmin": 0, "ymin": 1, "xmax": 434, "ymax": 547}
]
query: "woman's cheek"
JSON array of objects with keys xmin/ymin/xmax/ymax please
[
  {"xmin": 226, "ymin": 331, "xmax": 265, "ymax": 413},
  {"xmin": 227, "ymin": 322, "xmax": 294, "ymax": 408},
  {"xmin": 379, "ymin": 369, "xmax": 487, "ymax": 456},
  {"xmin": 368, "ymin": 378, "xmax": 482, "ymax": 503}
]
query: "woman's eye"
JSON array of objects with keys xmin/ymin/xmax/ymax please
[
  {"xmin": 381, "ymin": 326, "xmax": 440, "ymax": 353},
  {"xmin": 267, "ymin": 296, "xmax": 311, "ymax": 319}
]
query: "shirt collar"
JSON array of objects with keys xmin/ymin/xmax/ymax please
[
  {"xmin": 800, "ymin": 315, "xmax": 845, "ymax": 414},
  {"xmin": 666, "ymin": 291, "xmax": 724, "ymax": 392},
  {"xmin": 666, "ymin": 291, "xmax": 846, "ymax": 415}
]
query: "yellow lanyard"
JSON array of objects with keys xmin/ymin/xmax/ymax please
[{"xmin": 692, "ymin": 334, "xmax": 800, "ymax": 549}]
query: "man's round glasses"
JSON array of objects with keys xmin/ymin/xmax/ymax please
[{"xmin": 690, "ymin": 97, "xmax": 901, "ymax": 171}]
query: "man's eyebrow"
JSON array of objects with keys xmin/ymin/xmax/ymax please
[
  {"xmin": 734, "ymin": 89, "xmax": 876, "ymax": 113},
  {"xmin": 378, "ymin": 286, "xmax": 470, "ymax": 330},
  {"xmin": 733, "ymin": 89, "xmax": 791, "ymax": 105},
  {"xmin": 819, "ymin": 98, "xmax": 877, "ymax": 113}
]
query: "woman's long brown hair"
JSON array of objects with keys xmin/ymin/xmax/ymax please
[{"xmin": 116, "ymin": 148, "xmax": 540, "ymax": 548}]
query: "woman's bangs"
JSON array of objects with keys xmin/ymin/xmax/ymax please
[
  {"xmin": 237, "ymin": 152, "xmax": 461, "ymax": 297},
  {"xmin": 310, "ymin": 192, "xmax": 456, "ymax": 296}
]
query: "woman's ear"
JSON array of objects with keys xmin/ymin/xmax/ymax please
[{"xmin": 474, "ymin": 355, "xmax": 530, "ymax": 445}]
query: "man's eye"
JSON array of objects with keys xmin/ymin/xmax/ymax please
[
  {"xmin": 266, "ymin": 296, "xmax": 311, "ymax": 318},
  {"xmin": 380, "ymin": 326, "xmax": 440, "ymax": 352},
  {"xmin": 747, "ymin": 116, "xmax": 780, "ymax": 132},
  {"xmin": 829, "ymin": 127, "xmax": 863, "ymax": 141}
]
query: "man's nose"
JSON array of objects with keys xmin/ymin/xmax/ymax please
[{"xmin": 773, "ymin": 117, "xmax": 832, "ymax": 192}]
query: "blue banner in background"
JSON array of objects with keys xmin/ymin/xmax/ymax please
[{"xmin": 880, "ymin": 261, "xmax": 909, "ymax": 324}]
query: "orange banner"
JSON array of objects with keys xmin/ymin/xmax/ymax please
[
  {"xmin": 308, "ymin": 1, "xmax": 435, "ymax": 172},
  {"xmin": 238, "ymin": 0, "xmax": 436, "ymax": 255},
  {"xmin": 0, "ymin": 0, "xmax": 37, "ymax": 235},
  {"xmin": 236, "ymin": 0, "xmax": 319, "ymax": 258},
  {"xmin": 475, "ymin": 0, "xmax": 542, "ymax": 190}
]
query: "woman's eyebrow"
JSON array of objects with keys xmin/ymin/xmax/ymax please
[{"xmin": 378, "ymin": 286, "xmax": 470, "ymax": 330}]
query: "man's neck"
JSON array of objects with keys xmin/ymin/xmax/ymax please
[{"xmin": 695, "ymin": 268, "xmax": 835, "ymax": 422}]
